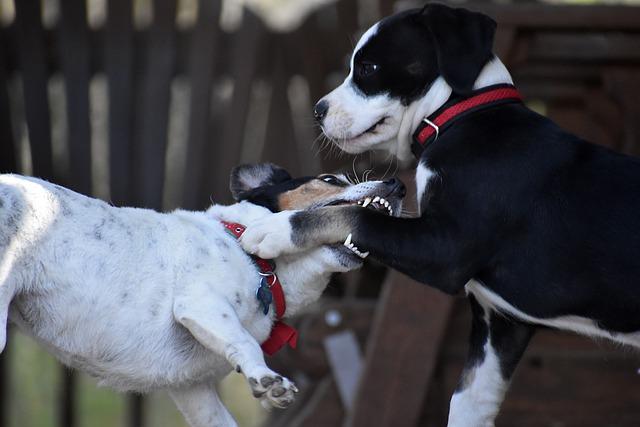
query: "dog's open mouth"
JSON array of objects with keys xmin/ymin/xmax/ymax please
[
  {"xmin": 325, "ymin": 195, "xmax": 394, "ymax": 216},
  {"xmin": 324, "ymin": 193, "xmax": 400, "ymax": 261}
]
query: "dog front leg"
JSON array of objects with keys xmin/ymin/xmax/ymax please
[
  {"xmin": 241, "ymin": 206, "xmax": 469, "ymax": 294},
  {"xmin": 448, "ymin": 294, "xmax": 534, "ymax": 427},
  {"xmin": 169, "ymin": 382, "xmax": 237, "ymax": 427},
  {"xmin": 173, "ymin": 296, "xmax": 298, "ymax": 410}
]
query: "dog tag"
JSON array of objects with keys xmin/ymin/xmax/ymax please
[{"xmin": 256, "ymin": 277, "xmax": 273, "ymax": 315}]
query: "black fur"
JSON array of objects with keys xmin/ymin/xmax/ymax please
[
  {"xmin": 229, "ymin": 163, "xmax": 293, "ymax": 202},
  {"xmin": 419, "ymin": 4, "xmax": 496, "ymax": 95},
  {"xmin": 315, "ymin": 102, "xmax": 640, "ymax": 331},
  {"xmin": 301, "ymin": 3, "xmax": 640, "ymax": 414},
  {"xmin": 230, "ymin": 163, "xmax": 313, "ymax": 212},
  {"xmin": 348, "ymin": 4, "xmax": 496, "ymax": 105}
]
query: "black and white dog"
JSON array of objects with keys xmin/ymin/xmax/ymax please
[
  {"xmin": 0, "ymin": 164, "xmax": 404, "ymax": 427},
  {"xmin": 240, "ymin": 4, "xmax": 640, "ymax": 426}
]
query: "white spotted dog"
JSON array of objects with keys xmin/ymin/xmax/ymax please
[
  {"xmin": 240, "ymin": 4, "xmax": 640, "ymax": 426},
  {"xmin": 0, "ymin": 163, "xmax": 404, "ymax": 427}
]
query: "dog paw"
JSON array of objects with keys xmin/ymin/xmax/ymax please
[
  {"xmin": 248, "ymin": 371, "xmax": 299, "ymax": 409},
  {"xmin": 240, "ymin": 211, "xmax": 298, "ymax": 259}
]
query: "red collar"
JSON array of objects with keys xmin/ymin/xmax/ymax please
[
  {"xmin": 411, "ymin": 84, "xmax": 522, "ymax": 158},
  {"xmin": 221, "ymin": 221, "xmax": 298, "ymax": 356}
]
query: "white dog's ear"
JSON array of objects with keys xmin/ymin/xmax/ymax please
[
  {"xmin": 418, "ymin": 4, "xmax": 496, "ymax": 95},
  {"xmin": 230, "ymin": 163, "xmax": 292, "ymax": 201}
]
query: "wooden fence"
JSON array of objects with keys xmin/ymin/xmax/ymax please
[{"xmin": 0, "ymin": 0, "xmax": 393, "ymax": 425}]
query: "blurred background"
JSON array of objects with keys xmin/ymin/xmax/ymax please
[{"xmin": 1, "ymin": 0, "xmax": 640, "ymax": 426}]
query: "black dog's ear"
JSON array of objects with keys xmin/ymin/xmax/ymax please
[
  {"xmin": 418, "ymin": 4, "xmax": 496, "ymax": 95},
  {"xmin": 229, "ymin": 163, "xmax": 291, "ymax": 201}
]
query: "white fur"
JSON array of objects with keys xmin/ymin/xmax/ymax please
[
  {"xmin": 466, "ymin": 280, "xmax": 640, "ymax": 348},
  {"xmin": 414, "ymin": 161, "xmax": 436, "ymax": 214},
  {"xmin": 447, "ymin": 341, "xmax": 508, "ymax": 427},
  {"xmin": 0, "ymin": 174, "xmax": 361, "ymax": 427}
]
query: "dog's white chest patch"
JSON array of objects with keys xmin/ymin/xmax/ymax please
[{"xmin": 415, "ymin": 162, "xmax": 436, "ymax": 214}]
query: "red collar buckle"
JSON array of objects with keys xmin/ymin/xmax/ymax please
[{"xmin": 412, "ymin": 84, "xmax": 522, "ymax": 158}]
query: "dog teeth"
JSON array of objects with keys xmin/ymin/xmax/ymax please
[
  {"xmin": 357, "ymin": 200, "xmax": 362, "ymax": 205},
  {"xmin": 362, "ymin": 197, "xmax": 372, "ymax": 208},
  {"xmin": 343, "ymin": 233, "xmax": 368, "ymax": 259},
  {"xmin": 373, "ymin": 196, "xmax": 380, "ymax": 203}
]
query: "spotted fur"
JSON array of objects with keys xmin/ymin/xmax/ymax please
[{"xmin": 0, "ymin": 164, "xmax": 404, "ymax": 427}]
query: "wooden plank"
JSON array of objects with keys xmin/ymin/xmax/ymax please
[
  {"xmin": 494, "ymin": 26, "xmax": 516, "ymax": 63},
  {"xmin": 132, "ymin": 0, "xmax": 177, "ymax": 209},
  {"xmin": 106, "ymin": 0, "xmax": 134, "ymax": 206},
  {"xmin": 261, "ymin": 44, "xmax": 300, "ymax": 175},
  {"xmin": 604, "ymin": 68, "xmax": 640, "ymax": 157},
  {"xmin": 336, "ymin": 0, "xmax": 359, "ymax": 37},
  {"xmin": 181, "ymin": 0, "xmax": 221, "ymax": 210},
  {"xmin": 379, "ymin": 0, "xmax": 396, "ymax": 17},
  {"xmin": 14, "ymin": 0, "xmax": 54, "ymax": 179},
  {"xmin": 0, "ymin": 28, "xmax": 16, "ymax": 173},
  {"xmin": 284, "ymin": 376, "xmax": 345, "ymax": 427},
  {"xmin": 58, "ymin": 0, "xmax": 92, "ymax": 194},
  {"xmin": 527, "ymin": 33, "xmax": 640, "ymax": 63},
  {"xmin": 127, "ymin": 395, "xmax": 144, "ymax": 427},
  {"xmin": 465, "ymin": 4, "xmax": 640, "ymax": 30},
  {"xmin": 207, "ymin": 11, "xmax": 264, "ymax": 203},
  {"xmin": 347, "ymin": 271, "xmax": 454, "ymax": 427}
]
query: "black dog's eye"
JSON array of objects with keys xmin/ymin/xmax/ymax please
[
  {"xmin": 319, "ymin": 175, "xmax": 341, "ymax": 185},
  {"xmin": 358, "ymin": 62, "xmax": 379, "ymax": 78}
]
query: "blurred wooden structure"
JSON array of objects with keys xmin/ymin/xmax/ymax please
[{"xmin": 1, "ymin": 1, "xmax": 640, "ymax": 426}]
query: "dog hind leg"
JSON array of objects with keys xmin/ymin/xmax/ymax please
[
  {"xmin": 173, "ymin": 294, "xmax": 298, "ymax": 410},
  {"xmin": 169, "ymin": 381, "xmax": 237, "ymax": 427},
  {"xmin": 447, "ymin": 295, "xmax": 534, "ymax": 427}
]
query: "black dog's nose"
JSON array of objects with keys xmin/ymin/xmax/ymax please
[
  {"xmin": 384, "ymin": 178, "xmax": 406, "ymax": 198},
  {"xmin": 314, "ymin": 100, "xmax": 329, "ymax": 122}
]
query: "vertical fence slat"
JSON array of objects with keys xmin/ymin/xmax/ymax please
[
  {"xmin": 261, "ymin": 46, "xmax": 300, "ymax": 175},
  {"xmin": 59, "ymin": 368, "xmax": 76, "ymax": 427},
  {"xmin": 127, "ymin": 395, "xmax": 144, "ymax": 427},
  {"xmin": 56, "ymin": 3, "xmax": 91, "ymax": 420},
  {"xmin": 0, "ymin": 28, "xmax": 16, "ymax": 174},
  {"xmin": 14, "ymin": 0, "xmax": 53, "ymax": 179},
  {"xmin": 132, "ymin": 0, "xmax": 177, "ymax": 209},
  {"xmin": 209, "ymin": 11, "xmax": 264, "ymax": 203},
  {"xmin": 181, "ymin": 0, "xmax": 221, "ymax": 210},
  {"xmin": 106, "ymin": 0, "xmax": 134, "ymax": 206},
  {"xmin": 59, "ymin": 0, "xmax": 92, "ymax": 194}
]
